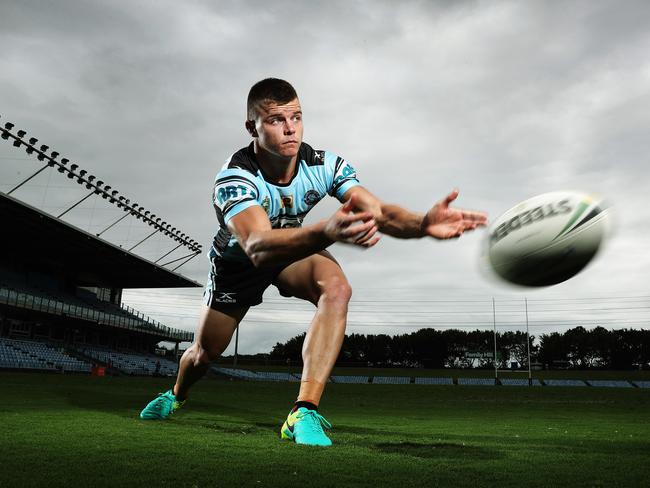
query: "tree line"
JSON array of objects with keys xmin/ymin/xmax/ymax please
[{"xmin": 268, "ymin": 326, "xmax": 650, "ymax": 370}]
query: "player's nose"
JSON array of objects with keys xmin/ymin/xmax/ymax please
[{"xmin": 284, "ymin": 120, "xmax": 296, "ymax": 134}]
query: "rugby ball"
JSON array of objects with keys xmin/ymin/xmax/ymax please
[{"xmin": 484, "ymin": 191, "xmax": 610, "ymax": 287}]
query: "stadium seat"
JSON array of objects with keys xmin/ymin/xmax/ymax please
[
  {"xmin": 330, "ymin": 375, "xmax": 369, "ymax": 384},
  {"xmin": 457, "ymin": 377, "xmax": 497, "ymax": 386},
  {"xmin": 0, "ymin": 337, "xmax": 90, "ymax": 372},
  {"xmin": 78, "ymin": 345, "xmax": 177, "ymax": 376},
  {"xmin": 414, "ymin": 377, "xmax": 454, "ymax": 385},
  {"xmin": 500, "ymin": 378, "xmax": 541, "ymax": 386},
  {"xmin": 372, "ymin": 376, "xmax": 411, "ymax": 385},
  {"xmin": 631, "ymin": 381, "xmax": 650, "ymax": 389},
  {"xmin": 212, "ymin": 367, "xmax": 264, "ymax": 380},
  {"xmin": 587, "ymin": 380, "xmax": 633, "ymax": 388},
  {"xmin": 255, "ymin": 371, "xmax": 293, "ymax": 382},
  {"xmin": 543, "ymin": 379, "xmax": 588, "ymax": 387}
]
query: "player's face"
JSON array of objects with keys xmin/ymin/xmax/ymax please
[{"xmin": 250, "ymin": 98, "xmax": 303, "ymax": 159}]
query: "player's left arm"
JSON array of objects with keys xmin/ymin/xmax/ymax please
[{"xmin": 341, "ymin": 186, "xmax": 488, "ymax": 240}]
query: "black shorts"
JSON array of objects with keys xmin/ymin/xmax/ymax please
[{"xmin": 202, "ymin": 258, "xmax": 291, "ymax": 312}]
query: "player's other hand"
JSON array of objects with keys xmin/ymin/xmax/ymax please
[
  {"xmin": 324, "ymin": 194, "xmax": 381, "ymax": 248},
  {"xmin": 423, "ymin": 189, "xmax": 488, "ymax": 239}
]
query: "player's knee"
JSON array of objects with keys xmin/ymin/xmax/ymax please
[
  {"xmin": 320, "ymin": 277, "xmax": 352, "ymax": 305},
  {"xmin": 194, "ymin": 344, "xmax": 222, "ymax": 365}
]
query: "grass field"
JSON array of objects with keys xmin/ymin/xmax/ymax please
[{"xmin": 2, "ymin": 372, "xmax": 650, "ymax": 488}]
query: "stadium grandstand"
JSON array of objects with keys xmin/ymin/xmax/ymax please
[{"xmin": 1, "ymin": 119, "xmax": 200, "ymax": 376}]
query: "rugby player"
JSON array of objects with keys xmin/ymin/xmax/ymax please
[{"xmin": 140, "ymin": 78, "xmax": 487, "ymax": 446}]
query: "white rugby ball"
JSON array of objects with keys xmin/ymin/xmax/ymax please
[{"xmin": 484, "ymin": 191, "xmax": 610, "ymax": 287}]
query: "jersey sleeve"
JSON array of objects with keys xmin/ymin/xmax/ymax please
[
  {"xmin": 324, "ymin": 151, "xmax": 361, "ymax": 200},
  {"xmin": 213, "ymin": 168, "xmax": 263, "ymax": 224}
]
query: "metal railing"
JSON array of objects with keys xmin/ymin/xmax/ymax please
[{"xmin": 0, "ymin": 287, "xmax": 193, "ymax": 342}]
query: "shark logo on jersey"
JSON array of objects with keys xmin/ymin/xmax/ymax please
[{"xmin": 303, "ymin": 190, "xmax": 321, "ymax": 206}]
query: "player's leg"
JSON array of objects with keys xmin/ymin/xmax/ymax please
[
  {"xmin": 173, "ymin": 305, "xmax": 248, "ymax": 400},
  {"xmin": 140, "ymin": 305, "xmax": 247, "ymax": 420},
  {"xmin": 274, "ymin": 251, "xmax": 351, "ymax": 445}
]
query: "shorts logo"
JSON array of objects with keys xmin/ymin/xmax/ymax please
[
  {"xmin": 215, "ymin": 292, "xmax": 236, "ymax": 303},
  {"xmin": 303, "ymin": 190, "xmax": 321, "ymax": 206},
  {"xmin": 281, "ymin": 195, "xmax": 294, "ymax": 209}
]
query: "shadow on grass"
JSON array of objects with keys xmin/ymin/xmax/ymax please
[
  {"xmin": 200, "ymin": 420, "xmax": 278, "ymax": 435},
  {"xmin": 334, "ymin": 424, "xmax": 389, "ymax": 436},
  {"xmin": 373, "ymin": 441, "xmax": 503, "ymax": 460}
]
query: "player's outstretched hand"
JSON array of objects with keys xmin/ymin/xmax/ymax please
[
  {"xmin": 423, "ymin": 189, "xmax": 487, "ymax": 239},
  {"xmin": 324, "ymin": 194, "xmax": 381, "ymax": 248}
]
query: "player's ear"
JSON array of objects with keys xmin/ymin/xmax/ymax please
[{"xmin": 245, "ymin": 120, "xmax": 258, "ymax": 138}]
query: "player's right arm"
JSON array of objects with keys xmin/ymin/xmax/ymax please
[{"xmin": 228, "ymin": 195, "xmax": 380, "ymax": 268}]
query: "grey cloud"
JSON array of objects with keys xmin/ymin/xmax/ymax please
[{"xmin": 2, "ymin": 0, "xmax": 649, "ymax": 352}]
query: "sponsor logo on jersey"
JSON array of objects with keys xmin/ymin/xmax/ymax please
[
  {"xmin": 490, "ymin": 200, "xmax": 572, "ymax": 244},
  {"xmin": 261, "ymin": 196, "xmax": 271, "ymax": 213},
  {"xmin": 216, "ymin": 185, "xmax": 256, "ymax": 204},
  {"xmin": 333, "ymin": 164, "xmax": 355, "ymax": 186},
  {"xmin": 303, "ymin": 190, "xmax": 321, "ymax": 206},
  {"xmin": 281, "ymin": 195, "xmax": 294, "ymax": 209}
]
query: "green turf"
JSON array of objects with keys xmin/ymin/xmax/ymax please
[{"xmin": 1, "ymin": 372, "xmax": 649, "ymax": 488}]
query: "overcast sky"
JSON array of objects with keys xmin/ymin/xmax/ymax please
[{"xmin": 1, "ymin": 0, "xmax": 649, "ymax": 354}]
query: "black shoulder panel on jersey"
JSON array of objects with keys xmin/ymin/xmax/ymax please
[
  {"xmin": 227, "ymin": 142, "xmax": 259, "ymax": 176},
  {"xmin": 299, "ymin": 142, "xmax": 326, "ymax": 167}
]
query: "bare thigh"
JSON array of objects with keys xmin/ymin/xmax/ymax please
[
  {"xmin": 195, "ymin": 305, "xmax": 248, "ymax": 359},
  {"xmin": 274, "ymin": 251, "xmax": 350, "ymax": 305}
]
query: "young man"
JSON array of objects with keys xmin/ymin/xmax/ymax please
[{"xmin": 140, "ymin": 78, "xmax": 487, "ymax": 446}]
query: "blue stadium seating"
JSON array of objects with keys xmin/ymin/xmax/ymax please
[
  {"xmin": 500, "ymin": 378, "xmax": 541, "ymax": 386},
  {"xmin": 372, "ymin": 376, "xmax": 411, "ymax": 385},
  {"xmin": 213, "ymin": 367, "xmax": 263, "ymax": 380},
  {"xmin": 632, "ymin": 381, "xmax": 650, "ymax": 389},
  {"xmin": 0, "ymin": 281, "xmax": 189, "ymax": 343},
  {"xmin": 457, "ymin": 377, "xmax": 496, "ymax": 386},
  {"xmin": 212, "ymin": 368, "xmax": 320, "ymax": 382},
  {"xmin": 587, "ymin": 380, "xmax": 633, "ymax": 388},
  {"xmin": 80, "ymin": 346, "xmax": 176, "ymax": 376},
  {"xmin": 331, "ymin": 375, "xmax": 369, "ymax": 384},
  {"xmin": 255, "ymin": 371, "xmax": 293, "ymax": 382},
  {"xmin": 414, "ymin": 377, "xmax": 454, "ymax": 385},
  {"xmin": 0, "ymin": 337, "xmax": 91, "ymax": 372},
  {"xmin": 543, "ymin": 379, "xmax": 587, "ymax": 387}
]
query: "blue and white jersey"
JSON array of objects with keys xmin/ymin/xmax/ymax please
[{"xmin": 209, "ymin": 142, "xmax": 361, "ymax": 262}]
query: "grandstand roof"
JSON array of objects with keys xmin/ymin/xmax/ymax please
[{"xmin": 1, "ymin": 192, "xmax": 201, "ymax": 288}]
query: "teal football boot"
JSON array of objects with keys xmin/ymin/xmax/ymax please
[
  {"xmin": 139, "ymin": 389, "xmax": 185, "ymax": 420},
  {"xmin": 281, "ymin": 407, "xmax": 332, "ymax": 446}
]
